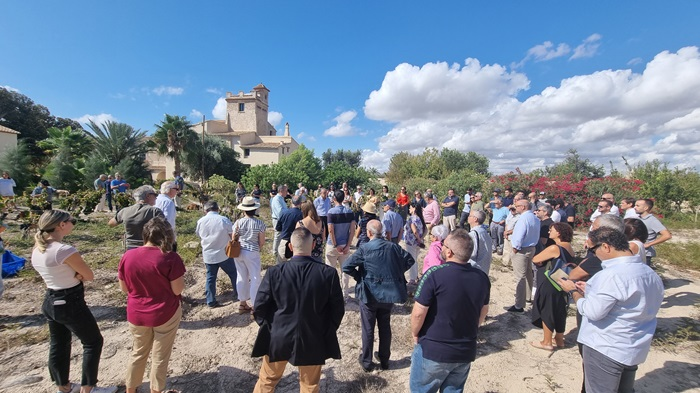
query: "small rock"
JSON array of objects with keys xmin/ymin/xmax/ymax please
[{"xmin": 185, "ymin": 241, "xmax": 199, "ymax": 249}]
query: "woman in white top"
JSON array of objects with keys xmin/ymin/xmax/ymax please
[
  {"xmin": 31, "ymin": 210, "xmax": 115, "ymax": 393},
  {"xmin": 624, "ymin": 218, "xmax": 649, "ymax": 261},
  {"xmin": 233, "ymin": 197, "xmax": 266, "ymax": 314}
]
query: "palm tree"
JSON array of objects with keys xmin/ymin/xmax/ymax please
[{"xmin": 150, "ymin": 114, "xmax": 197, "ymax": 174}]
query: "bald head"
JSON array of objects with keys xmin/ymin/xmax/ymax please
[
  {"xmin": 290, "ymin": 227, "xmax": 313, "ymax": 256},
  {"xmin": 367, "ymin": 219, "xmax": 383, "ymax": 240}
]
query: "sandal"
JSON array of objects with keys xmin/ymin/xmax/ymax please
[
  {"xmin": 57, "ymin": 383, "xmax": 80, "ymax": 393},
  {"xmin": 530, "ymin": 341, "xmax": 555, "ymax": 351},
  {"xmin": 238, "ymin": 303, "xmax": 252, "ymax": 314}
]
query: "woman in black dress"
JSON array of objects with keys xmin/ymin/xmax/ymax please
[{"xmin": 531, "ymin": 222, "xmax": 574, "ymax": 351}]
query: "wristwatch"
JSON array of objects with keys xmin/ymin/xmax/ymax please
[{"xmin": 568, "ymin": 289, "xmax": 577, "ymax": 296}]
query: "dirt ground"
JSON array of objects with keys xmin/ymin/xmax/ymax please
[{"xmin": 1, "ymin": 232, "xmax": 699, "ymax": 393}]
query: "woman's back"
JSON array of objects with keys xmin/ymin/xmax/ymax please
[
  {"xmin": 236, "ymin": 216, "xmax": 266, "ymax": 251},
  {"xmin": 32, "ymin": 241, "xmax": 80, "ymax": 290}
]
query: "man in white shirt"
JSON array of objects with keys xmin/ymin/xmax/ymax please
[
  {"xmin": 559, "ymin": 227, "xmax": 663, "ymax": 393},
  {"xmin": 620, "ymin": 197, "xmax": 638, "ymax": 219},
  {"xmin": 270, "ymin": 185, "xmax": 289, "ymax": 264},
  {"xmin": 195, "ymin": 201, "xmax": 237, "ymax": 308},
  {"xmin": 354, "ymin": 185, "xmax": 364, "ymax": 203},
  {"xmin": 155, "ymin": 181, "xmax": 179, "ymax": 251},
  {"xmin": 590, "ymin": 193, "xmax": 620, "ymax": 222}
]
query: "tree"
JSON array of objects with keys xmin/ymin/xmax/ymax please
[
  {"xmin": 0, "ymin": 141, "xmax": 34, "ymax": 193},
  {"xmin": 241, "ymin": 145, "xmax": 322, "ymax": 190},
  {"xmin": 37, "ymin": 126, "xmax": 92, "ymax": 192},
  {"xmin": 150, "ymin": 114, "xmax": 197, "ymax": 174},
  {"xmin": 546, "ymin": 149, "xmax": 605, "ymax": 179},
  {"xmin": 321, "ymin": 148, "xmax": 362, "ymax": 168},
  {"xmin": 181, "ymin": 135, "xmax": 247, "ymax": 182},
  {"xmin": 320, "ymin": 161, "xmax": 376, "ymax": 189}
]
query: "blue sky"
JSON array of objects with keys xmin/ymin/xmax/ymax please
[{"xmin": 2, "ymin": 1, "xmax": 700, "ymax": 173}]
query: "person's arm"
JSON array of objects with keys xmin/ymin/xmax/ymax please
[
  {"xmin": 411, "ymin": 302, "xmax": 429, "ymax": 344},
  {"xmin": 63, "ymin": 253, "xmax": 94, "ymax": 281},
  {"xmin": 646, "ymin": 229, "xmax": 672, "ymax": 248},
  {"xmin": 532, "ymin": 245, "xmax": 559, "ymax": 266},
  {"xmin": 328, "ymin": 222, "xmax": 337, "ymax": 248},
  {"xmin": 118, "ymin": 279, "xmax": 128, "ymax": 293},
  {"xmin": 170, "ymin": 276, "xmax": 185, "ymax": 296},
  {"xmin": 342, "ymin": 221, "xmax": 357, "ymax": 254},
  {"xmin": 341, "ymin": 249, "xmax": 362, "ymax": 282},
  {"xmin": 258, "ymin": 231, "xmax": 265, "ymax": 248},
  {"xmin": 568, "ymin": 264, "xmax": 591, "ymax": 281},
  {"xmin": 479, "ymin": 305, "xmax": 489, "ymax": 326}
]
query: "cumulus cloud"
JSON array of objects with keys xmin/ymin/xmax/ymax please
[
  {"xmin": 152, "ymin": 86, "xmax": 184, "ymax": 96},
  {"xmin": 1, "ymin": 85, "xmax": 20, "ymax": 93},
  {"xmin": 297, "ymin": 132, "xmax": 317, "ymax": 142},
  {"xmin": 361, "ymin": 47, "xmax": 700, "ymax": 173},
  {"xmin": 324, "ymin": 110, "xmax": 358, "ymax": 137},
  {"xmin": 268, "ymin": 111, "xmax": 283, "ymax": 127},
  {"xmin": 75, "ymin": 113, "xmax": 117, "ymax": 127},
  {"xmin": 206, "ymin": 87, "xmax": 223, "ymax": 95},
  {"xmin": 212, "ymin": 97, "xmax": 227, "ymax": 119},
  {"xmin": 189, "ymin": 109, "xmax": 203, "ymax": 119},
  {"xmin": 570, "ymin": 34, "xmax": 603, "ymax": 59}
]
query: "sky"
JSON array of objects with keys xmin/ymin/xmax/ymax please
[{"xmin": 2, "ymin": 1, "xmax": 700, "ymax": 174}]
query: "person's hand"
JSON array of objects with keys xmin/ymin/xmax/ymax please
[
  {"xmin": 124, "ymin": 183, "xmax": 131, "ymax": 188},
  {"xmin": 557, "ymin": 278, "xmax": 576, "ymax": 292},
  {"xmin": 413, "ymin": 335, "xmax": 419, "ymax": 345},
  {"xmin": 342, "ymin": 244, "xmax": 350, "ymax": 254},
  {"xmin": 75, "ymin": 273, "xmax": 84, "ymax": 281},
  {"xmin": 575, "ymin": 281, "xmax": 587, "ymax": 294},
  {"xmin": 513, "ymin": 248, "xmax": 519, "ymax": 254}
]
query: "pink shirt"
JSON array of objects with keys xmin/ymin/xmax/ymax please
[
  {"xmin": 422, "ymin": 240, "xmax": 445, "ymax": 274},
  {"xmin": 423, "ymin": 200, "xmax": 441, "ymax": 226},
  {"xmin": 118, "ymin": 246, "xmax": 186, "ymax": 327}
]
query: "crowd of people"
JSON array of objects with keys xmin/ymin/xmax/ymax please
[{"xmin": 10, "ymin": 174, "xmax": 674, "ymax": 393}]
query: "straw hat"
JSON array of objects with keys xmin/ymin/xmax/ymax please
[
  {"xmin": 361, "ymin": 201, "xmax": 378, "ymax": 215},
  {"xmin": 237, "ymin": 196, "xmax": 260, "ymax": 211}
]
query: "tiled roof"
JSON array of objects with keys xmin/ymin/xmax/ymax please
[{"xmin": 0, "ymin": 125, "xmax": 20, "ymax": 135}]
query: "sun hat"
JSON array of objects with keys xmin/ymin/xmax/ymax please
[
  {"xmin": 237, "ymin": 196, "xmax": 260, "ymax": 211},
  {"xmin": 361, "ymin": 201, "xmax": 378, "ymax": 215}
]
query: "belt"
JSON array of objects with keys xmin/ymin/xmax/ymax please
[{"xmin": 47, "ymin": 282, "xmax": 84, "ymax": 296}]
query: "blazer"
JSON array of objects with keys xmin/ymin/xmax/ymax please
[{"xmin": 252, "ymin": 256, "xmax": 345, "ymax": 365}]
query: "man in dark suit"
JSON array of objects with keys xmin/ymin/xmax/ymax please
[{"xmin": 252, "ymin": 227, "xmax": 345, "ymax": 392}]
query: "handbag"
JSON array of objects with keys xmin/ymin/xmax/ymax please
[
  {"xmin": 225, "ymin": 224, "xmax": 241, "ymax": 258},
  {"xmin": 545, "ymin": 246, "xmax": 576, "ymax": 291}
]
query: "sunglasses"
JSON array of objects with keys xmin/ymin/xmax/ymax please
[
  {"xmin": 64, "ymin": 218, "xmax": 77, "ymax": 225},
  {"xmin": 589, "ymin": 243, "xmax": 603, "ymax": 253},
  {"xmin": 597, "ymin": 205, "xmax": 607, "ymax": 208}
]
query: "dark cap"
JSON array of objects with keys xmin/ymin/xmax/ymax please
[{"xmin": 385, "ymin": 199, "xmax": 397, "ymax": 208}]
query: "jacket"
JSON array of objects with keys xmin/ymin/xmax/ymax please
[
  {"xmin": 342, "ymin": 237, "xmax": 415, "ymax": 304},
  {"xmin": 252, "ymin": 256, "xmax": 345, "ymax": 365}
]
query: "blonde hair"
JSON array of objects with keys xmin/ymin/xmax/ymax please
[{"xmin": 34, "ymin": 209, "xmax": 71, "ymax": 253}]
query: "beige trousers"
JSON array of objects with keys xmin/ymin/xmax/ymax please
[
  {"xmin": 253, "ymin": 356, "xmax": 322, "ymax": 393},
  {"xmin": 512, "ymin": 247, "xmax": 535, "ymax": 309},
  {"xmin": 443, "ymin": 215, "xmax": 457, "ymax": 232},
  {"xmin": 325, "ymin": 245, "xmax": 351, "ymax": 295},
  {"xmin": 125, "ymin": 305, "xmax": 182, "ymax": 392}
]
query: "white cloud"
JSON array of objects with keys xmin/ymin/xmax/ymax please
[
  {"xmin": 324, "ymin": 110, "xmax": 358, "ymax": 137},
  {"xmin": 75, "ymin": 113, "xmax": 117, "ymax": 127},
  {"xmin": 361, "ymin": 46, "xmax": 700, "ymax": 173},
  {"xmin": 189, "ymin": 109, "xmax": 203, "ymax": 119},
  {"xmin": 206, "ymin": 87, "xmax": 222, "ymax": 95},
  {"xmin": 570, "ymin": 33, "xmax": 603, "ymax": 59},
  {"xmin": 212, "ymin": 97, "xmax": 227, "ymax": 119},
  {"xmin": 514, "ymin": 41, "xmax": 571, "ymax": 68},
  {"xmin": 152, "ymin": 86, "xmax": 184, "ymax": 96},
  {"xmin": 268, "ymin": 111, "xmax": 283, "ymax": 127},
  {"xmin": 1, "ymin": 85, "xmax": 20, "ymax": 93},
  {"xmin": 627, "ymin": 57, "xmax": 643, "ymax": 66},
  {"xmin": 297, "ymin": 132, "xmax": 316, "ymax": 142}
]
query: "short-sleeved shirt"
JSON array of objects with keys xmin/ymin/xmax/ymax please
[
  {"xmin": 491, "ymin": 206, "xmax": 509, "ymax": 223},
  {"xmin": 414, "ymin": 262, "xmax": 491, "ymax": 363},
  {"xmin": 564, "ymin": 204, "xmax": 576, "ymax": 220},
  {"xmin": 155, "ymin": 194, "xmax": 176, "ymax": 239},
  {"xmin": 234, "ymin": 216, "xmax": 267, "ymax": 252},
  {"xmin": 115, "ymin": 203, "xmax": 165, "ymax": 248},
  {"xmin": 442, "ymin": 195, "xmax": 459, "ymax": 217},
  {"xmin": 32, "ymin": 242, "xmax": 80, "ymax": 290},
  {"xmin": 252, "ymin": 188, "xmax": 262, "ymax": 199},
  {"xmin": 403, "ymin": 214, "xmax": 424, "ymax": 246},
  {"xmin": 0, "ymin": 178, "xmax": 16, "ymax": 197},
  {"xmin": 32, "ymin": 186, "xmax": 57, "ymax": 202},
  {"xmin": 382, "ymin": 210, "xmax": 403, "ymax": 239},
  {"xmin": 111, "ymin": 179, "xmax": 128, "ymax": 193},
  {"xmin": 639, "ymin": 214, "xmax": 667, "ymax": 257},
  {"xmin": 471, "ymin": 200, "xmax": 485, "ymax": 212},
  {"xmin": 314, "ymin": 196, "xmax": 331, "ymax": 217},
  {"xmin": 327, "ymin": 205, "xmax": 355, "ymax": 246},
  {"xmin": 93, "ymin": 178, "xmax": 104, "ymax": 190},
  {"xmin": 196, "ymin": 212, "xmax": 233, "ymax": 264},
  {"xmin": 118, "ymin": 246, "xmax": 186, "ymax": 327}
]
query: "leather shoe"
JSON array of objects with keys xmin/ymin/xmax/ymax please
[
  {"xmin": 506, "ymin": 305, "xmax": 524, "ymax": 313},
  {"xmin": 374, "ymin": 351, "xmax": 389, "ymax": 370},
  {"xmin": 358, "ymin": 354, "xmax": 373, "ymax": 372},
  {"xmin": 208, "ymin": 302, "xmax": 222, "ymax": 308}
]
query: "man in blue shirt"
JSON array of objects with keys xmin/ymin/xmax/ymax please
[
  {"xmin": 507, "ymin": 199, "xmax": 540, "ymax": 313},
  {"xmin": 326, "ymin": 190, "xmax": 356, "ymax": 298},
  {"xmin": 313, "ymin": 188, "xmax": 331, "ymax": 238},
  {"xmin": 110, "ymin": 172, "xmax": 130, "ymax": 194},
  {"xmin": 489, "ymin": 198, "xmax": 509, "ymax": 256},
  {"xmin": 441, "ymin": 189, "xmax": 459, "ymax": 232},
  {"xmin": 381, "ymin": 200, "xmax": 403, "ymax": 244},
  {"xmin": 275, "ymin": 194, "xmax": 303, "ymax": 264},
  {"xmin": 270, "ymin": 185, "xmax": 288, "ymax": 264}
]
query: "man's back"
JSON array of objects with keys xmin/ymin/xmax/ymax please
[
  {"xmin": 252, "ymin": 256, "xmax": 345, "ymax": 366},
  {"xmin": 116, "ymin": 203, "xmax": 165, "ymax": 248}
]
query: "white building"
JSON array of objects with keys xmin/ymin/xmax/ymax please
[
  {"xmin": 148, "ymin": 84, "xmax": 299, "ymax": 180},
  {"xmin": 0, "ymin": 125, "xmax": 19, "ymax": 155}
]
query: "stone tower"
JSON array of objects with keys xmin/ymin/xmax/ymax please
[{"xmin": 225, "ymin": 83, "xmax": 272, "ymax": 136}]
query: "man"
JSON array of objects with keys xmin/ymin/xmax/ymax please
[
  {"xmin": 458, "ymin": 188, "xmax": 472, "ymax": 230},
  {"xmin": 423, "ymin": 193, "xmax": 441, "ymax": 239},
  {"xmin": 634, "ymin": 198, "xmax": 672, "ymax": 266},
  {"xmin": 0, "ymin": 171, "xmax": 16, "ymax": 198},
  {"xmin": 110, "ymin": 172, "xmax": 130, "ymax": 194},
  {"xmin": 489, "ymin": 197, "xmax": 508, "ymax": 255},
  {"xmin": 536, "ymin": 205, "xmax": 555, "ymax": 250},
  {"xmin": 270, "ymin": 185, "xmax": 288, "ymax": 263},
  {"xmin": 94, "ymin": 174, "xmax": 108, "ymax": 212},
  {"xmin": 503, "ymin": 203, "xmax": 519, "ymax": 267},
  {"xmin": 31, "ymin": 179, "xmax": 66, "ymax": 209},
  {"xmin": 620, "ymin": 197, "xmax": 638, "ymax": 219},
  {"xmin": 467, "ymin": 210, "xmax": 492, "ymax": 275},
  {"xmin": 354, "ymin": 185, "xmax": 364, "ymax": 203},
  {"xmin": 313, "ymin": 188, "xmax": 331, "ymax": 238},
  {"xmin": 268, "ymin": 182, "xmax": 278, "ymax": 198},
  {"xmin": 252, "ymin": 228, "xmax": 345, "ymax": 393},
  {"xmin": 537, "ymin": 191, "xmax": 547, "ymax": 209},
  {"xmin": 590, "ymin": 193, "xmax": 620, "ymax": 221},
  {"xmin": 343, "ymin": 220, "xmax": 414, "ymax": 372},
  {"xmin": 173, "ymin": 171, "xmax": 185, "ymax": 207},
  {"xmin": 326, "ymin": 190, "xmax": 356, "ymax": 297},
  {"xmin": 396, "ymin": 186, "xmax": 410, "ymax": 220},
  {"xmin": 409, "ymin": 229, "xmax": 490, "ymax": 393},
  {"xmin": 108, "ymin": 185, "xmax": 164, "ymax": 250},
  {"xmin": 590, "ymin": 199, "xmax": 613, "ymax": 228},
  {"xmin": 441, "ymin": 188, "xmax": 459, "ymax": 232},
  {"xmin": 502, "ymin": 187, "xmax": 514, "ymax": 207},
  {"xmin": 381, "ymin": 199, "xmax": 403, "ymax": 244},
  {"xmin": 548, "ymin": 199, "xmax": 562, "ymax": 223},
  {"xmin": 488, "ymin": 188, "xmax": 501, "ymax": 210},
  {"xmin": 559, "ymin": 227, "xmax": 663, "ymax": 393},
  {"xmin": 155, "ymin": 181, "xmax": 179, "ymax": 251},
  {"xmin": 294, "ymin": 182, "xmax": 304, "ymax": 196},
  {"xmin": 507, "ymin": 200, "xmax": 540, "ymax": 313},
  {"xmin": 104, "ymin": 175, "xmax": 114, "ymax": 212},
  {"xmin": 275, "ymin": 195, "xmax": 304, "ymax": 263},
  {"xmin": 563, "ymin": 198, "xmax": 576, "ymax": 228},
  {"xmin": 195, "ymin": 201, "xmax": 238, "ymax": 308}
]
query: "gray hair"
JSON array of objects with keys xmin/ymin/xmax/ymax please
[
  {"xmin": 367, "ymin": 219, "xmax": 384, "ymax": 238},
  {"xmin": 204, "ymin": 200, "xmax": 219, "ymax": 212},
  {"xmin": 431, "ymin": 225, "xmax": 450, "ymax": 241},
  {"xmin": 134, "ymin": 185, "xmax": 157, "ymax": 203},
  {"xmin": 277, "ymin": 184, "xmax": 287, "ymax": 193},
  {"xmin": 471, "ymin": 210, "xmax": 486, "ymax": 224},
  {"xmin": 596, "ymin": 214, "xmax": 625, "ymax": 233},
  {"xmin": 424, "ymin": 192, "xmax": 434, "ymax": 200},
  {"xmin": 475, "ymin": 192, "xmax": 483, "ymax": 198},
  {"xmin": 160, "ymin": 181, "xmax": 177, "ymax": 194},
  {"xmin": 540, "ymin": 204, "xmax": 553, "ymax": 217}
]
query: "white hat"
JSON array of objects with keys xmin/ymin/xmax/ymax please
[{"xmin": 237, "ymin": 196, "xmax": 260, "ymax": 211}]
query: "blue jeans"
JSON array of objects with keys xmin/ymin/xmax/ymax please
[
  {"xmin": 409, "ymin": 343, "xmax": 471, "ymax": 393},
  {"xmin": 205, "ymin": 258, "xmax": 238, "ymax": 306}
]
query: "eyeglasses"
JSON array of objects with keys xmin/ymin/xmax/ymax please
[
  {"xmin": 64, "ymin": 218, "xmax": 77, "ymax": 225},
  {"xmin": 149, "ymin": 192, "xmax": 158, "ymax": 197},
  {"xmin": 589, "ymin": 243, "xmax": 603, "ymax": 253},
  {"xmin": 597, "ymin": 205, "xmax": 607, "ymax": 209},
  {"xmin": 172, "ymin": 188, "xmax": 179, "ymax": 191}
]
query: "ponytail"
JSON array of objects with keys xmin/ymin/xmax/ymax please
[{"xmin": 34, "ymin": 210, "xmax": 71, "ymax": 253}]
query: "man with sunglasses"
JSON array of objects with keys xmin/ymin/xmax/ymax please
[
  {"xmin": 559, "ymin": 227, "xmax": 663, "ymax": 393},
  {"xmin": 109, "ymin": 185, "xmax": 164, "ymax": 250},
  {"xmin": 507, "ymin": 200, "xmax": 540, "ymax": 313}
]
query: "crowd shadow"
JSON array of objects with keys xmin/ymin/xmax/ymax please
[
  {"xmin": 179, "ymin": 312, "xmax": 256, "ymax": 330},
  {"xmin": 477, "ymin": 310, "xmax": 535, "ymax": 357},
  {"xmin": 662, "ymin": 277, "xmax": 692, "ymax": 290},
  {"xmin": 0, "ymin": 313, "xmax": 45, "ymax": 328},
  {"xmin": 660, "ymin": 291, "xmax": 700, "ymax": 309},
  {"xmin": 90, "ymin": 305, "xmax": 126, "ymax": 322},
  {"xmin": 635, "ymin": 360, "xmax": 700, "ymax": 392},
  {"xmin": 153, "ymin": 365, "xmax": 258, "ymax": 392}
]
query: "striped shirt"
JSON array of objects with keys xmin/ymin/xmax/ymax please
[{"xmin": 234, "ymin": 216, "xmax": 267, "ymax": 252}]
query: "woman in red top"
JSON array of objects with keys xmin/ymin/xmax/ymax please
[
  {"xmin": 396, "ymin": 186, "xmax": 410, "ymax": 220},
  {"xmin": 118, "ymin": 217, "xmax": 186, "ymax": 393}
]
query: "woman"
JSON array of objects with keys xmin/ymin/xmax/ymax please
[
  {"xmin": 355, "ymin": 201, "xmax": 378, "ymax": 247},
  {"xmin": 624, "ymin": 217, "xmax": 649, "ymax": 260},
  {"xmin": 32, "ymin": 210, "xmax": 115, "ymax": 393},
  {"xmin": 233, "ymin": 196, "xmax": 266, "ymax": 313},
  {"xmin": 296, "ymin": 200, "xmax": 324, "ymax": 260},
  {"xmin": 403, "ymin": 201, "xmax": 426, "ymax": 284},
  {"xmin": 530, "ymin": 222, "xmax": 574, "ymax": 351},
  {"xmin": 119, "ymin": 217, "xmax": 185, "ymax": 393},
  {"xmin": 235, "ymin": 182, "xmax": 247, "ymax": 203},
  {"xmin": 422, "ymin": 225, "xmax": 449, "ymax": 274}
]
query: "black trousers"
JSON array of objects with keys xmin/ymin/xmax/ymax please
[
  {"xmin": 359, "ymin": 302, "xmax": 393, "ymax": 368},
  {"xmin": 458, "ymin": 211, "xmax": 471, "ymax": 230},
  {"xmin": 42, "ymin": 282, "xmax": 103, "ymax": 387}
]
